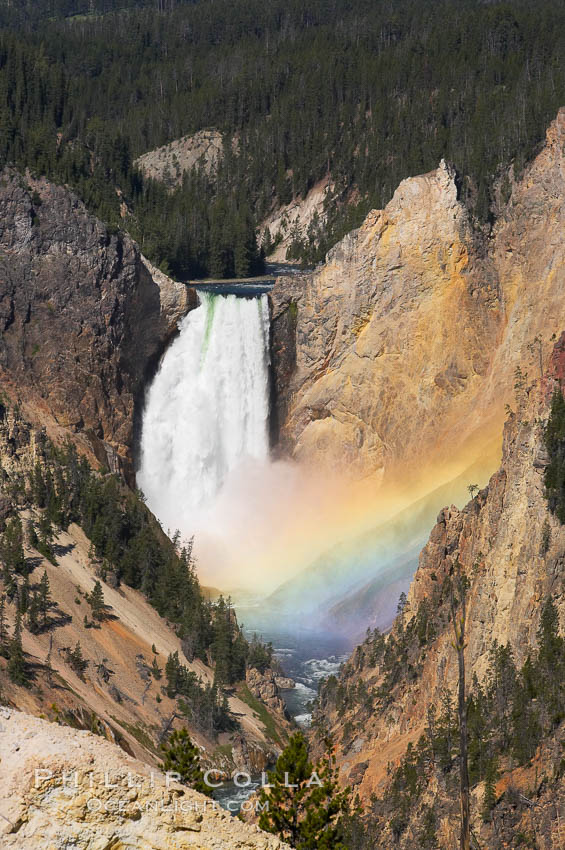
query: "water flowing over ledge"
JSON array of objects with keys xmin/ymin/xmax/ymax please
[{"xmin": 137, "ymin": 291, "xmax": 271, "ymax": 535}]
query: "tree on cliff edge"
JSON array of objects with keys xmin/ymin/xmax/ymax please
[
  {"xmin": 259, "ymin": 732, "xmax": 352, "ymax": 850},
  {"xmin": 160, "ymin": 728, "xmax": 212, "ymax": 797}
]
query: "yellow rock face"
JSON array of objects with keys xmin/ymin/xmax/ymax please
[{"xmin": 271, "ymin": 109, "xmax": 565, "ymax": 503}]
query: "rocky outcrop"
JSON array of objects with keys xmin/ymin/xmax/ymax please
[
  {"xmin": 0, "ymin": 170, "xmax": 191, "ymax": 483},
  {"xmin": 274, "ymin": 675, "xmax": 295, "ymax": 690},
  {"xmin": 313, "ymin": 333, "xmax": 565, "ymax": 846},
  {"xmin": 135, "ymin": 129, "xmax": 223, "ymax": 188},
  {"xmin": 246, "ymin": 668, "xmax": 290, "ymax": 718},
  {"xmin": 270, "ymin": 159, "xmax": 500, "ymax": 482},
  {"xmin": 261, "ymin": 177, "xmax": 332, "ymax": 262},
  {"xmin": 270, "ymin": 109, "xmax": 565, "ymax": 491},
  {"xmin": 0, "ymin": 708, "xmax": 291, "ymax": 849}
]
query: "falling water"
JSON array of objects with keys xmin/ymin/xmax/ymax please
[{"xmin": 137, "ymin": 292, "xmax": 271, "ymax": 535}]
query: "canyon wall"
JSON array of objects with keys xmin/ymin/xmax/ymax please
[
  {"xmin": 2, "ymin": 108, "xmax": 564, "ymax": 499},
  {"xmin": 270, "ymin": 108, "xmax": 565, "ymax": 492},
  {"xmin": 313, "ymin": 334, "xmax": 565, "ymax": 847},
  {"xmin": 0, "ymin": 170, "xmax": 191, "ymax": 482}
]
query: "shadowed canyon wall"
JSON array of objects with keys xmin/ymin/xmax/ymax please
[{"xmin": 0, "ymin": 170, "xmax": 191, "ymax": 482}]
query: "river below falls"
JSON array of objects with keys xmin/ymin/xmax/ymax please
[
  {"xmin": 212, "ymin": 607, "xmax": 352, "ymax": 812},
  {"xmin": 237, "ymin": 606, "xmax": 353, "ymax": 726}
]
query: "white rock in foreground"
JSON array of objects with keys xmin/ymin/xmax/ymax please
[{"xmin": 0, "ymin": 708, "xmax": 291, "ymax": 850}]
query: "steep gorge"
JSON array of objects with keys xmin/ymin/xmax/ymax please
[
  {"xmin": 312, "ymin": 335, "xmax": 565, "ymax": 847},
  {"xmin": 0, "ymin": 407, "xmax": 290, "ymax": 774},
  {"xmin": 2, "ymin": 106, "xmax": 565, "ymax": 848}
]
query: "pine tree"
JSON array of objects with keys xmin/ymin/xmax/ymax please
[
  {"xmin": 544, "ymin": 388, "xmax": 565, "ymax": 520},
  {"xmin": 540, "ymin": 518, "xmax": 551, "ymax": 554},
  {"xmin": 259, "ymin": 732, "xmax": 352, "ymax": 849},
  {"xmin": 27, "ymin": 519, "xmax": 39, "ymax": 549},
  {"xmin": 38, "ymin": 570, "xmax": 51, "ymax": 628},
  {"xmin": 419, "ymin": 805, "xmax": 438, "ymax": 849},
  {"xmin": 1, "ymin": 552, "xmax": 17, "ymax": 600},
  {"xmin": 0, "ymin": 593, "xmax": 8, "ymax": 657},
  {"xmin": 211, "ymin": 596, "xmax": 233, "ymax": 686},
  {"xmin": 37, "ymin": 512, "xmax": 56, "ymax": 564},
  {"xmin": 481, "ymin": 757, "xmax": 498, "ymax": 822},
  {"xmin": 1, "ymin": 514, "xmax": 25, "ymax": 575},
  {"xmin": 18, "ymin": 574, "xmax": 30, "ymax": 615},
  {"xmin": 160, "ymin": 728, "xmax": 211, "ymax": 796},
  {"xmin": 449, "ymin": 565, "xmax": 470, "ymax": 850},
  {"xmin": 151, "ymin": 656, "xmax": 162, "ymax": 680},
  {"xmin": 165, "ymin": 650, "xmax": 181, "ymax": 697},
  {"xmin": 7, "ymin": 610, "xmax": 27, "ymax": 685},
  {"xmin": 27, "ymin": 590, "xmax": 41, "ymax": 634},
  {"xmin": 45, "ymin": 634, "xmax": 55, "ymax": 687},
  {"xmin": 535, "ymin": 596, "xmax": 565, "ymax": 726},
  {"xmin": 89, "ymin": 579, "xmax": 105, "ymax": 621},
  {"xmin": 68, "ymin": 641, "xmax": 88, "ymax": 679}
]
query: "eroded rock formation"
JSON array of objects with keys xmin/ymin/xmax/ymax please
[
  {"xmin": 270, "ymin": 109, "xmax": 565, "ymax": 490},
  {"xmin": 0, "ymin": 708, "xmax": 291, "ymax": 850},
  {"xmin": 135, "ymin": 129, "xmax": 223, "ymax": 188},
  {"xmin": 246, "ymin": 667, "xmax": 290, "ymax": 718},
  {"xmin": 0, "ymin": 170, "xmax": 191, "ymax": 483}
]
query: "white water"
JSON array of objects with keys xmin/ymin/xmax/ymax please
[{"xmin": 137, "ymin": 292, "xmax": 271, "ymax": 535}]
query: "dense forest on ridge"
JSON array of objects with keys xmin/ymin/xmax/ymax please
[{"xmin": 1, "ymin": 0, "xmax": 565, "ymax": 275}]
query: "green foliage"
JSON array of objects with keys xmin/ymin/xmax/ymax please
[
  {"xmin": 2, "ymin": 0, "xmax": 565, "ymax": 271},
  {"xmin": 334, "ymin": 590, "xmax": 565, "ymax": 845},
  {"xmin": 481, "ymin": 757, "xmax": 498, "ymax": 822},
  {"xmin": 388, "ymin": 739, "xmax": 429, "ymax": 837},
  {"xmin": 7, "ymin": 609, "xmax": 27, "ymax": 685},
  {"xmin": 544, "ymin": 388, "xmax": 565, "ymax": 520},
  {"xmin": 433, "ymin": 598, "xmax": 564, "ymax": 779},
  {"xmin": 244, "ymin": 632, "xmax": 273, "ymax": 674},
  {"xmin": 67, "ymin": 641, "xmax": 88, "ymax": 679},
  {"xmin": 88, "ymin": 579, "xmax": 105, "ymax": 621},
  {"xmin": 540, "ymin": 517, "xmax": 551, "ymax": 554},
  {"xmin": 160, "ymin": 727, "xmax": 211, "ymax": 796},
  {"xmin": 0, "ymin": 406, "xmax": 274, "ymax": 739},
  {"xmin": 0, "ymin": 593, "xmax": 8, "ymax": 656},
  {"xmin": 210, "ymin": 595, "xmax": 247, "ymax": 686},
  {"xmin": 151, "ymin": 656, "xmax": 161, "ymax": 680},
  {"xmin": 236, "ymin": 682, "xmax": 281, "ymax": 746},
  {"xmin": 164, "ymin": 650, "xmax": 234, "ymax": 736},
  {"xmin": 259, "ymin": 732, "xmax": 352, "ymax": 849},
  {"xmin": 38, "ymin": 570, "xmax": 51, "ymax": 629},
  {"xmin": 18, "ymin": 435, "xmax": 215, "ymax": 661},
  {"xmin": 0, "ymin": 514, "xmax": 25, "ymax": 576},
  {"xmin": 419, "ymin": 804, "xmax": 438, "ymax": 848}
]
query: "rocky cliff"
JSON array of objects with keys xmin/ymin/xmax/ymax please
[
  {"xmin": 270, "ymin": 108, "xmax": 565, "ymax": 494},
  {"xmin": 135, "ymin": 130, "xmax": 223, "ymax": 188},
  {"xmin": 0, "ymin": 170, "xmax": 191, "ymax": 483},
  {"xmin": 312, "ymin": 334, "xmax": 565, "ymax": 847},
  {"xmin": 0, "ymin": 708, "xmax": 291, "ymax": 850}
]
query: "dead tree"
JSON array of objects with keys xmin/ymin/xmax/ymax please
[{"xmin": 450, "ymin": 565, "xmax": 470, "ymax": 850}]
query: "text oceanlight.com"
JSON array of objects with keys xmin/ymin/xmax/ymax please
[{"xmin": 33, "ymin": 768, "xmax": 324, "ymax": 812}]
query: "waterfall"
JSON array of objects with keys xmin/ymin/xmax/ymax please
[{"xmin": 137, "ymin": 292, "xmax": 271, "ymax": 535}]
